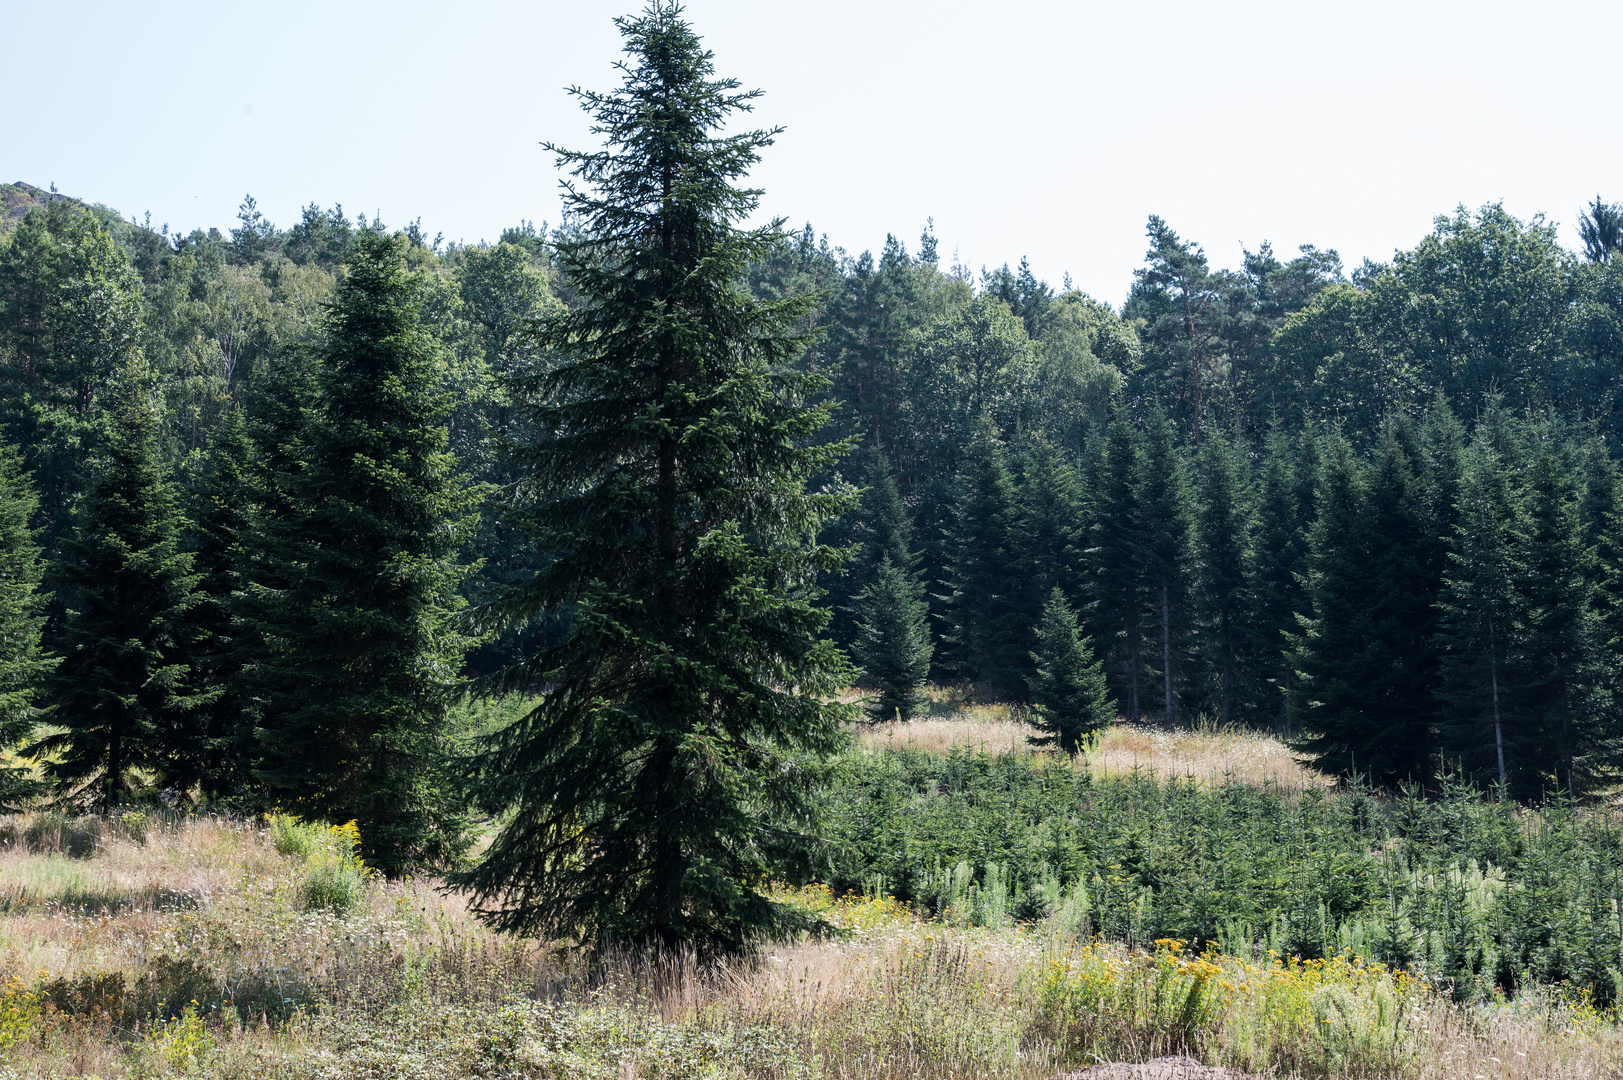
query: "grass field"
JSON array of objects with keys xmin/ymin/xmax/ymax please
[
  {"xmin": 856, "ymin": 711, "xmax": 1323, "ymax": 790},
  {"xmin": 1, "ymin": 715, "xmax": 1621, "ymax": 1078}
]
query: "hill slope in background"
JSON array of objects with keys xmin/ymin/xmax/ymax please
[{"xmin": 0, "ymin": 181, "xmax": 82, "ymax": 235}]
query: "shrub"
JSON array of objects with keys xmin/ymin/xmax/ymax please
[
  {"xmin": 267, "ymin": 813, "xmax": 325, "ymax": 859},
  {"xmin": 297, "ymin": 820, "xmax": 372, "ymax": 914}
]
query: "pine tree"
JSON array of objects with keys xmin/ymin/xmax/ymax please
[
  {"xmin": 1137, "ymin": 410, "xmax": 1195, "ymax": 724},
  {"xmin": 941, "ymin": 425, "xmax": 1023, "ymax": 696},
  {"xmin": 1436, "ymin": 434, "xmax": 1525, "ymax": 794},
  {"xmin": 242, "ymin": 231, "xmax": 478, "ymax": 875},
  {"xmin": 1193, "ymin": 429, "xmax": 1255, "ymax": 725},
  {"xmin": 0, "ymin": 442, "xmax": 53, "ymax": 807},
  {"xmin": 451, "ymin": 5, "xmax": 855, "ymax": 956},
  {"xmin": 852, "ymin": 555, "xmax": 933, "ymax": 722},
  {"xmin": 1027, "ymin": 587, "xmax": 1114, "ymax": 753},
  {"xmin": 27, "ymin": 379, "xmax": 213, "ymax": 808},
  {"xmin": 1090, "ymin": 413, "xmax": 1147, "ymax": 720}
]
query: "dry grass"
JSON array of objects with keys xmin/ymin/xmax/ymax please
[
  {"xmin": 1, "ymin": 814, "xmax": 1620, "ymax": 1078},
  {"xmin": 853, "ymin": 688, "xmax": 1324, "ymax": 790},
  {"xmin": 1088, "ymin": 724, "xmax": 1327, "ymax": 790}
]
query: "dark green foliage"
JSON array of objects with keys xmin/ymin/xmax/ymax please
[
  {"xmin": 940, "ymin": 426, "xmax": 1023, "ymax": 696},
  {"xmin": 1192, "ymin": 430, "xmax": 1254, "ymax": 725},
  {"xmin": 848, "ymin": 454, "xmax": 932, "ymax": 721},
  {"xmin": 1578, "ymin": 195, "xmax": 1623, "ymax": 264},
  {"xmin": 0, "ymin": 204, "xmax": 138, "ymax": 550},
  {"xmin": 1137, "ymin": 410, "xmax": 1195, "ymax": 723},
  {"xmin": 1088, "ymin": 414, "xmax": 1147, "ymax": 720},
  {"xmin": 1296, "ymin": 425, "xmax": 1442, "ymax": 785},
  {"xmin": 1125, "ymin": 217, "xmax": 1222, "ymax": 439},
  {"xmin": 452, "ymin": 4, "xmax": 855, "ymax": 956},
  {"xmin": 180, "ymin": 409, "xmax": 255, "ymax": 802},
  {"xmin": 852, "ymin": 556, "xmax": 933, "ymax": 722},
  {"xmin": 825, "ymin": 746, "xmax": 1623, "ymax": 1004},
  {"xmin": 0, "ymin": 441, "xmax": 53, "ymax": 807},
  {"xmin": 1007, "ymin": 439, "xmax": 1088, "ymax": 688},
  {"xmin": 1026, "ymin": 588, "xmax": 1113, "ymax": 752},
  {"xmin": 1516, "ymin": 444, "xmax": 1615, "ymax": 794},
  {"xmin": 1251, "ymin": 427, "xmax": 1315, "ymax": 731},
  {"xmin": 1437, "ymin": 433, "xmax": 1524, "ymax": 793},
  {"xmin": 242, "ymin": 231, "xmax": 478, "ymax": 875},
  {"xmin": 28, "ymin": 381, "xmax": 214, "ymax": 808}
]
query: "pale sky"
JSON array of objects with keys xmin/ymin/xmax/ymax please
[{"xmin": 5, "ymin": 0, "xmax": 1619, "ymax": 304}]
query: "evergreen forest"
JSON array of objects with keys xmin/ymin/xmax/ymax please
[{"xmin": 7, "ymin": 4, "xmax": 1623, "ymax": 1000}]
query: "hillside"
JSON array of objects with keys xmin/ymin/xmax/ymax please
[{"xmin": 0, "ymin": 181, "xmax": 79, "ymax": 236}]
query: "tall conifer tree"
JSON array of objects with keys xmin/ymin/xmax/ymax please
[
  {"xmin": 1137, "ymin": 410, "xmax": 1195, "ymax": 723},
  {"xmin": 1090, "ymin": 413, "xmax": 1147, "ymax": 720},
  {"xmin": 1008, "ymin": 439, "xmax": 1087, "ymax": 689},
  {"xmin": 1293, "ymin": 436, "xmax": 1376, "ymax": 778},
  {"xmin": 452, "ymin": 5, "xmax": 855, "ymax": 955},
  {"xmin": 180, "ymin": 409, "xmax": 255, "ymax": 802},
  {"xmin": 942, "ymin": 425, "xmax": 1023, "ymax": 696},
  {"xmin": 1518, "ymin": 443, "xmax": 1615, "ymax": 795},
  {"xmin": 849, "ymin": 452, "xmax": 932, "ymax": 721},
  {"xmin": 1027, "ymin": 587, "xmax": 1114, "ymax": 752},
  {"xmin": 1436, "ymin": 434, "xmax": 1525, "ymax": 794},
  {"xmin": 0, "ymin": 442, "xmax": 52, "ymax": 807},
  {"xmin": 1193, "ymin": 430, "xmax": 1254, "ymax": 725},
  {"xmin": 243, "ymin": 232, "xmax": 478, "ymax": 875},
  {"xmin": 29, "ymin": 379, "xmax": 213, "ymax": 808},
  {"xmin": 852, "ymin": 555, "xmax": 933, "ymax": 722},
  {"xmin": 1252, "ymin": 426, "xmax": 1313, "ymax": 731}
]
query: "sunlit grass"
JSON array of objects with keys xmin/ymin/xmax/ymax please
[{"xmin": 852, "ymin": 686, "xmax": 1324, "ymax": 790}]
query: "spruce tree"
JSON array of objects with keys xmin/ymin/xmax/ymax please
[
  {"xmin": 28, "ymin": 380, "xmax": 213, "ymax": 808},
  {"xmin": 1517, "ymin": 444, "xmax": 1615, "ymax": 795},
  {"xmin": 1578, "ymin": 434, "xmax": 1623, "ymax": 642},
  {"xmin": 1294, "ymin": 427, "xmax": 1440, "ymax": 784},
  {"xmin": 847, "ymin": 451, "xmax": 932, "ymax": 721},
  {"xmin": 941, "ymin": 425, "xmax": 1023, "ymax": 697},
  {"xmin": 1253, "ymin": 425, "xmax": 1313, "ymax": 731},
  {"xmin": 1193, "ymin": 429, "xmax": 1255, "ymax": 725},
  {"xmin": 1137, "ymin": 410, "xmax": 1195, "ymax": 724},
  {"xmin": 1027, "ymin": 587, "xmax": 1114, "ymax": 753},
  {"xmin": 1292, "ymin": 436, "xmax": 1376, "ymax": 779},
  {"xmin": 850, "ymin": 450, "xmax": 920, "ymax": 584},
  {"xmin": 1008, "ymin": 439, "xmax": 1087, "ymax": 689},
  {"xmin": 1361, "ymin": 421, "xmax": 1445, "ymax": 780},
  {"xmin": 181, "ymin": 410, "xmax": 256, "ymax": 803},
  {"xmin": 0, "ymin": 442, "xmax": 52, "ymax": 807},
  {"xmin": 852, "ymin": 555, "xmax": 933, "ymax": 722},
  {"xmin": 243, "ymin": 231, "xmax": 478, "ymax": 875},
  {"xmin": 451, "ymin": 5, "xmax": 855, "ymax": 956},
  {"xmin": 1436, "ymin": 434, "xmax": 1525, "ymax": 794},
  {"xmin": 1090, "ymin": 413, "xmax": 1147, "ymax": 720}
]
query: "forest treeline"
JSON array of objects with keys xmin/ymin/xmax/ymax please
[{"xmin": 4, "ymin": 174, "xmax": 1623, "ymax": 850}]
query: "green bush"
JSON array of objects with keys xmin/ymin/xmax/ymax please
[
  {"xmin": 823, "ymin": 747, "xmax": 1623, "ymax": 1005},
  {"xmin": 267, "ymin": 813, "xmax": 325, "ymax": 859},
  {"xmin": 275, "ymin": 818, "xmax": 373, "ymax": 915}
]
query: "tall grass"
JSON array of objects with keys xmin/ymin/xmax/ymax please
[{"xmin": 0, "ymin": 793, "xmax": 1620, "ymax": 1077}]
